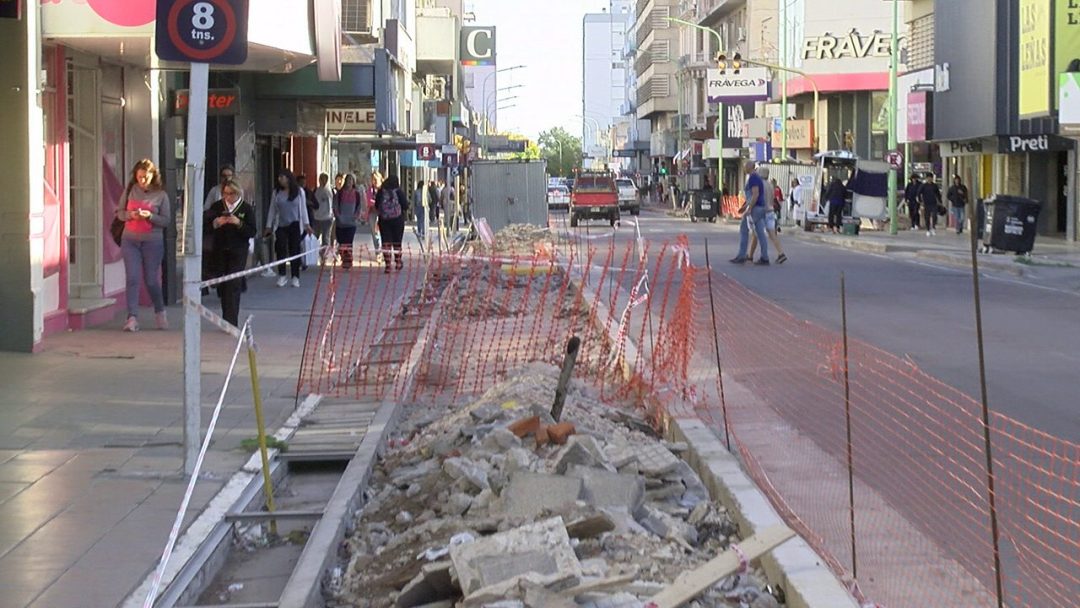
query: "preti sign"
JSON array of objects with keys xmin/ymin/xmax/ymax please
[{"xmin": 707, "ymin": 68, "xmax": 769, "ymax": 103}]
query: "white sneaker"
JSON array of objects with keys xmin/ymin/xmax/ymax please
[
  {"xmin": 261, "ymin": 268, "xmax": 277, "ymax": 278},
  {"xmin": 122, "ymin": 316, "xmax": 139, "ymax": 332},
  {"xmin": 290, "ymin": 277, "xmax": 301, "ymax": 288},
  {"xmin": 926, "ymin": 230, "xmax": 932, "ymax": 237},
  {"xmin": 931, "ymin": 229, "xmax": 936, "ymax": 236},
  {"xmin": 276, "ymin": 276, "xmax": 289, "ymax": 287}
]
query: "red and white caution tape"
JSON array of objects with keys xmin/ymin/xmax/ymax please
[{"xmin": 199, "ymin": 246, "xmax": 329, "ymax": 290}]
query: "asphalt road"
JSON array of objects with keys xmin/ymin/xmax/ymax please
[{"xmin": 555, "ymin": 207, "xmax": 1080, "ymax": 443}]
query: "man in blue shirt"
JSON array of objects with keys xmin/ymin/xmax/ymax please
[{"xmin": 731, "ymin": 161, "xmax": 770, "ymax": 265}]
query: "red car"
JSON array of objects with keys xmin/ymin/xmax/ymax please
[{"xmin": 570, "ymin": 172, "xmax": 620, "ymax": 227}]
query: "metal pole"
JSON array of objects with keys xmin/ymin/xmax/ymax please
[
  {"xmin": 551, "ymin": 336, "xmax": 582, "ymax": 422},
  {"xmin": 246, "ymin": 330, "xmax": 277, "ymax": 536},
  {"xmin": 969, "ymin": 200, "xmax": 1006, "ymax": 608},
  {"xmin": 887, "ymin": 0, "xmax": 899, "ymax": 235},
  {"xmin": 704, "ymin": 239, "xmax": 731, "ymax": 451},
  {"xmin": 183, "ymin": 62, "xmax": 209, "ymax": 475},
  {"xmin": 841, "ymin": 272, "xmax": 857, "ymax": 578},
  {"xmin": 780, "ymin": 0, "xmax": 788, "ymax": 160}
]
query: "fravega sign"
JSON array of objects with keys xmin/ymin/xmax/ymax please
[{"xmin": 803, "ymin": 30, "xmax": 892, "ymax": 60}]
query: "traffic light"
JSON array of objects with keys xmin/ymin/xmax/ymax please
[
  {"xmin": 717, "ymin": 53, "xmax": 742, "ymax": 75},
  {"xmin": 659, "ymin": 162, "xmax": 668, "ymax": 176}
]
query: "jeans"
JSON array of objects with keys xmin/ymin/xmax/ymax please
[
  {"xmin": 121, "ymin": 237, "xmax": 165, "ymax": 318},
  {"xmin": 951, "ymin": 205, "xmax": 966, "ymax": 233},
  {"xmin": 364, "ymin": 219, "xmax": 382, "ymax": 254},
  {"xmin": 274, "ymin": 222, "xmax": 302, "ymax": 278},
  {"xmin": 416, "ymin": 207, "xmax": 427, "ymax": 240},
  {"xmin": 313, "ymin": 219, "xmax": 334, "ymax": 252},
  {"xmin": 737, "ymin": 206, "xmax": 769, "ymax": 261},
  {"xmin": 907, "ymin": 200, "xmax": 920, "ymax": 229}
]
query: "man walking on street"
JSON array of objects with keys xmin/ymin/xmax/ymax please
[
  {"xmin": 947, "ymin": 175, "xmax": 969, "ymax": 234},
  {"xmin": 731, "ymin": 161, "xmax": 770, "ymax": 265},
  {"xmin": 904, "ymin": 174, "xmax": 922, "ymax": 231},
  {"xmin": 919, "ymin": 175, "xmax": 942, "ymax": 236}
]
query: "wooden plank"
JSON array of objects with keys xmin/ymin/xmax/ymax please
[{"xmin": 647, "ymin": 525, "xmax": 795, "ymax": 608}]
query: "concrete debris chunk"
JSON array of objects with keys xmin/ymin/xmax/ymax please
[
  {"xmin": 630, "ymin": 442, "xmax": 682, "ymax": 477},
  {"xmin": 636, "ymin": 504, "xmax": 699, "ymax": 546},
  {"xmin": 553, "ymin": 435, "xmax": 610, "ymax": 474},
  {"xmin": 443, "ymin": 457, "xmax": 490, "ymax": 491},
  {"xmin": 499, "ymin": 472, "xmax": 583, "ymax": 520},
  {"xmin": 483, "ymin": 427, "xmax": 522, "ymax": 451},
  {"xmin": 395, "ymin": 560, "xmax": 455, "ymax": 607},
  {"xmin": 450, "ymin": 517, "xmax": 582, "ymax": 597},
  {"xmin": 565, "ymin": 512, "xmax": 617, "ymax": 539},
  {"xmin": 567, "ymin": 465, "xmax": 645, "ymax": 512}
]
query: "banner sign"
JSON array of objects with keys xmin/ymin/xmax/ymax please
[
  {"xmin": 707, "ymin": 67, "xmax": 769, "ymax": 104},
  {"xmin": 155, "ymin": 0, "xmax": 249, "ymax": 64}
]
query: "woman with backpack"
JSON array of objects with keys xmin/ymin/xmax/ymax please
[
  {"xmin": 333, "ymin": 173, "xmax": 362, "ymax": 269},
  {"xmin": 374, "ymin": 174, "xmax": 408, "ymax": 273}
]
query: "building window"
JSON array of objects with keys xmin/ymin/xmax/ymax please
[{"xmin": 908, "ymin": 14, "xmax": 934, "ymax": 72}]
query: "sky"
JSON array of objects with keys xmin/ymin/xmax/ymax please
[{"xmin": 470, "ymin": 0, "xmax": 612, "ymax": 140}]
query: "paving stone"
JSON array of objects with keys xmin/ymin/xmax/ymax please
[
  {"xmin": 631, "ymin": 442, "xmax": 681, "ymax": 477},
  {"xmin": 443, "ymin": 457, "xmax": 490, "ymax": 491},
  {"xmin": 449, "ymin": 516, "xmax": 582, "ymax": 596},
  {"xmin": 566, "ymin": 465, "xmax": 644, "ymax": 512},
  {"xmin": 603, "ymin": 441, "xmax": 638, "ymax": 468},
  {"xmin": 500, "ymin": 472, "xmax": 583, "ymax": 519},
  {"xmin": 553, "ymin": 435, "xmax": 609, "ymax": 474}
]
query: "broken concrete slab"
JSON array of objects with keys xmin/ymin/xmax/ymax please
[
  {"xmin": 483, "ymin": 427, "xmax": 522, "ymax": 451},
  {"xmin": 395, "ymin": 560, "xmax": 456, "ymax": 607},
  {"xmin": 566, "ymin": 465, "xmax": 645, "ymax": 512},
  {"xmin": 631, "ymin": 442, "xmax": 681, "ymax": 477},
  {"xmin": 636, "ymin": 504, "xmax": 698, "ymax": 546},
  {"xmin": 443, "ymin": 457, "xmax": 490, "ymax": 491},
  {"xmin": 565, "ymin": 512, "xmax": 616, "ymax": 539},
  {"xmin": 499, "ymin": 472, "xmax": 583, "ymax": 520},
  {"xmin": 553, "ymin": 435, "xmax": 610, "ymax": 474},
  {"xmin": 450, "ymin": 517, "xmax": 582, "ymax": 597}
]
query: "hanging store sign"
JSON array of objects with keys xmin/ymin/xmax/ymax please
[
  {"xmin": 325, "ymin": 108, "xmax": 377, "ymax": 133},
  {"xmin": 998, "ymin": 134, "xmax": 1074, "ymax": 153},
  {"xmin": 461, "ymin": 26, "xmax": 496, "ymax": 66},
  {"xmin": 707, "ymin": 68, "xmax": 769, "ymax": 104},
  {"xmin": 1018, "ymin": 0, "xmax": 1051, "ymax": 116},
  {"xmin": 906, "ymin": 91, "xmax": 930, "ymax": 142},
  {"xmin": 172, "ymin": 87, "xmax": 241, "ymax": 115},
  {"xmin": 770, "ymin": 120, "xmax": 815, "ymax": 149},
  {"xmin": 155, "ymin": 0, "xmax": 249, "ymax": 65},
  {"xmin": 721, "ymin": 103, "xmax": 754, "ymax": 148},
  {"xmin": 802, "ymin": 30, "xmax": 891, "ymax": 60}
]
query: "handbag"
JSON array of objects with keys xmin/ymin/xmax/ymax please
[{"xmin": 110, "ymin": 217, "xmax": 125, "ymax": 246}]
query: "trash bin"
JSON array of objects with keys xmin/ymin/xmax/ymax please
[
  {"xmin": 842, "ymin": 217, "xmax": 860, "ymax": 236},
  {"xmin": 983, "ymin": 195, "xmax": 1040, "ymax": 254},
  {"xmin": 690, "ymin": 191, "xmax": 719, "ymax": 223}
]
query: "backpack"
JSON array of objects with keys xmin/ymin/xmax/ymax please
[{"xmin": 377, "ymin": 187, "xmax": 402, "ymax": 220}]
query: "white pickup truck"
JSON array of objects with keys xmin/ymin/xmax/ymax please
[
  {"xmin": 547, "ymin": 185, "xmax": 571, "ymax": 211},
  {"xmin": 615, "ymin": 178, "xmax": 640, "ymax": 216}
]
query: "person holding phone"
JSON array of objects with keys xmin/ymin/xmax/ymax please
[
  {"xmin": 205, "ymin": 179, "xmax": 256, "ymax": 326},
  {"xmin": 117, "ymin": 159, "xmax": 171, "ymax": 332}
]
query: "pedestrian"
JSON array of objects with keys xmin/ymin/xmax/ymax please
[
  {"xmin": 788, "ymin": 178, "xmax": 802, "ymax": 225},
  {"xmin": 333, "ymin": 173, "xmax": 361, "ymax": 269},
  {"xmin": 413, "ymin": 179, "xmax": 428, "ymax": 242},
  {"xmin": 749, "ymin": 168, "xmax": 788, "ymax": 264},
  {"xmin": 201, "ymin": 164, "xmax": 235, "ymax": 294},
  {"xmin": 116, "ymin": 159, "xmax": 170, "ymax": 332},
  {"xmin": 947, "ymin": 174, "xmax": 969, "ymax": 234},
  {"xmin": 334, "ymin": 173, "xmax": 345, "ymax": 193},
  {"xmin": 428, "ymin": 180, "xmax": 441, "ymax": 225},
  {"xmin": 312, "ymin": 172, "xmax": 335, "ymax": 263},
  {"xmin": 439, "ymin": 177, "xmax": 455, "ymax": 230},
  {"xmin": 362, "ymin": 172, "xmax": 384, "ymax": 260},
  {"xmin": 825, "ymin": 173, "xmax": 847, "ymax": 234},
  {"xmin": 374, "ymin": 174, "xmax": 408, "ymax": 273},
  {"xmin": 771, "ymin": 178, "xmax": 783, "ymax": 232},
  {"xmin": 919, "ymin": 175, "xmax": 942, "ymax": 236},
  {"xmin": 730, "ymin": 161, "xmax": 770, "ymax": 265},
  {"xmin": 904, "ymin": 174, "xmax": 922, "ymax": 231},
  {"xmin": 204, "ymin": 179, "xmax": 256, "ymax": 326},
  {"xmin": 265, "ymin": 169, "xmax": 312, "ymax": 287}
]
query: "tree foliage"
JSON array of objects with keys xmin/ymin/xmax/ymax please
[
  {"xmin": 509, "ymin": 139, "xmax": 541, "ymax": 160},
  {"xmin": 538, "ymin": 127, "xmax": 582, "ymax": 177}
]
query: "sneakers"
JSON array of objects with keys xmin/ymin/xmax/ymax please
[
  {"xmin": 290, "ymin": 277, "xmax": 301, "ymax": 288},
  {"xmin": 122, "ymin": 316, "xmax": 139, "ymax": 332},
  {"xmin": 754, "ymin": 259, "xmax": 771, "ymax": 266},
  {"xmin": 777, "ymin": 253, "xmax": 788, "ymax": 264},
  {"xmin": 729, "ymin": 257, "xmax": 748, "ymax": 264},
  {"xmin": 276, "ymin": 276, "xmax": 289, "ymax": 287},
  {"xmin": 155, "ymin": 311, "xmax": 169, "ymax": 330},
  {"xmin": 260, "ymin": 267, "xmax": 277, "ymax": 278},
  {"xmin": 926, "ymin": 229, "xmax": 936, "ymax": 237}
]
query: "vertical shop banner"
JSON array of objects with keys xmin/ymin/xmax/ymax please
[
  {"xmin": 1056, "ymin": 0, "xmax": 1080, "ymax": 109},
  {"xmin": 1019, "ymin": 0, "xmax": 1050, "ymax": 116}
]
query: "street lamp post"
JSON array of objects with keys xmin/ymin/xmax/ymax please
[
  {"xmin": 887, "ymin": 0, "xmax": 900, "ymax": 235},
  {"xmin": 481, "ymin": 65, "xmax": 525, "ymax": 154},
  {"xmin": 666, "ymin": 17, "xmax": 723, "ymax": 199}
]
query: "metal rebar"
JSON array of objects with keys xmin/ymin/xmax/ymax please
[
  {"xmin": 551, "ymin": 336, "xmax": 582, "ymax": 422},
  {"xmin": 969, "ymin": 203, "xmax": 1005, "ymax": 608},
  {"xmin": 703, "ymin": 239, "xmax": 732, "ymax": 451},
  {"xmin": 841, "ymin": 272, "xmax": 856, "ymax": 578}
]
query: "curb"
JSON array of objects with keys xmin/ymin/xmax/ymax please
[
  {"xmin": 914, "ymin": 250, "xmax": 1025, "ymax": 276},
  {"xmin": 668, "ymin": 418, "xmax": 859, "ymax": 608}
]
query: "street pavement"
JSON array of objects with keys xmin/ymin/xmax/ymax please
[{"xmin": 578, "ymin": 204, "xmax": 1080, "ymax": 442}]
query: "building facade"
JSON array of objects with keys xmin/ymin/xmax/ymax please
[
  {"xmin": 583, "ymin": 4, "xmax": 631, "ymax": 170},
  {"xmin": 633, "ymin": 0, "xmax": 680, "ymax": 178}
]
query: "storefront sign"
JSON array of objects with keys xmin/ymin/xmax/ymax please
[
  {"xmin": 707, "ymin": 68, "xmax": 769, "ymax": 104},
  {"xmin": 1056, "ymin": 1, "xmax": 1080, "ymax": 109},
  {"xmin": 802, "ymin": 30, "xmax": 891, "ymax": 60},
  {"xmin": 907, "ymin": 91, "xmax": 929, "ymax": 141},
  {"xmin": 999, "ymin": 134, "xmax": 1073, "ymax": 153},
  {"xmin": 172, "ymin": 88, "xmax": 241, "ymax": 115},
  {"xmin": 942, "ymin": 139, "xmax": 987, "ymax": 156},
  {"xmin": 1018, "ymin": 0, "xmax": 1050, "ymax": 116},
  {"xmin": 325, "ymin": 108, "xmax": 377, "ymax": 133},
  {"xmin": 0, "ymin": 0, "xmax": 21, "ymax": 20},
  {"xmin": 417, "ymin": 144, "xmax": 436, "ymax": 161},
  {"xmin": 461, "ymin": 26, "xmax": 496, "ymax": 66},
  {"xmin": 721, "ymin": 103, "xmax": 754, "ymax": 148},
  {"xmin": 770, "ymin": 120, "xmax": 814, "ymax": 149},
  {"xmin": 1060, "ymin": 73, "xmax": 1080, "ymax": 133},
  {"xmin": 155, "ymin": 0, "xmax": 249, "ymax": 65}
]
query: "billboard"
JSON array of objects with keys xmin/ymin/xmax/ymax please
[
  {"xmin": 1018, "ymin": 0, "xmax": 1050, "ymax": 116},
  {"xmin": 1056, "ymin": 1, "xmax": 1080, "ymax": 109},
  {"xmin": 707, "ymin": 68, "xmax": 769, "ymax": 104},
  {"xmin": 461, "ymin": 26, "xmax": 496, "ymax": 66}
]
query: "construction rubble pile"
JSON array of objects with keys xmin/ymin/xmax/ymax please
[
  {"xmin": 484, "ymin": 224, "xmax": 560, "ymax": 257},
  {"xmin": 328, "ymin": 364, "xmax": 783, "ymax": 608}
]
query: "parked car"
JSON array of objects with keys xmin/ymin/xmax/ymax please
[
  {"xmin": 615, "ymin": 178, "xmax": 640, "ymax": 215},
  {"xmin": 547, "ymin": 185, "xmax": 571, "ymax": 211},
  {"xmin": 569, "ymin": 172, "xmax": 619, "ymax": 227}
]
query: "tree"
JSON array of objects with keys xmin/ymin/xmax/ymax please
[
  {"xmin": 538, "ymin": 127, "xmax": 582, "ymax": 177},
  {"xmin": 509, "ymin": 138, "xmax": 541, "ymax": 161}
]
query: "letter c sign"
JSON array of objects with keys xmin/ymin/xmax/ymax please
[{"xmin": 461, "ymin": 26, "xmax": 495, "ymax": 65}]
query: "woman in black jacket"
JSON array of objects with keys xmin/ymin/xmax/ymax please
[{"xmin": 204, "ymin": 179, "xmax": 257, "ymax": 326}]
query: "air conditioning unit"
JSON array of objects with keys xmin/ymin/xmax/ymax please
[
  {"xmin": 342, "ymin": 0, "xmax": 372, "ymax": 35},
  {"xmin": 737, "ymin": 27, "xmax": 746, "ymax": 42}
]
